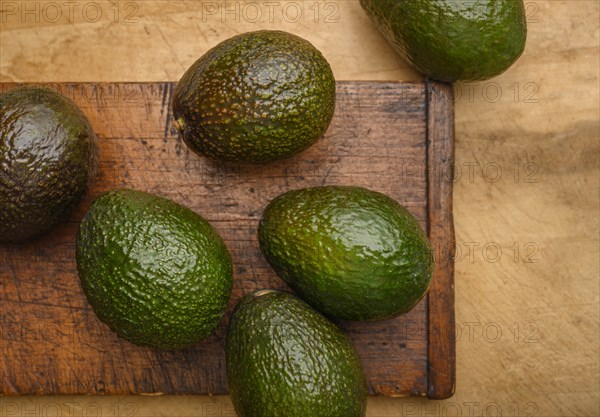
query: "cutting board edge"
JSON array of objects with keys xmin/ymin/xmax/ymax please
[{"xmin": 426, "ymin": 80, "xmax": 456, "ymax": 400}]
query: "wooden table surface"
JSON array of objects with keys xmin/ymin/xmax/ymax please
[{"xmin": 1, "ymin": 1, "xmax": 598, "ymax": 416}]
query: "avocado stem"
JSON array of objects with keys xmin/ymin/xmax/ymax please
[{"xmin": 173, "ymin": 117, "xmax": 186, "ymax": 132}]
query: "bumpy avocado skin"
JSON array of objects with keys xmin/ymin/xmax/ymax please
[
  {"xmin": 172, "ymin": 30, "xmax": 336, "ymax": 164},
  {"xmin": 258, "ymin": 186, "xmax": 434, "ymax": 321},
  {"xmin": 0, "ymin": 86, "xmax": 98, "ymax": 242},
  {"xmin": 360, "ymin": 0, "xmax": 527, "ymax": 81},
  {"xmin": 226, "ymin": 290, "xmax": 367, "ymax": 417},
  {"xmin": 76, "ymin": 189, "xmax": 233, "ymax": 349}
]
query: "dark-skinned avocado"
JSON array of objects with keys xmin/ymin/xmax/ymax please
[
  {"xmin": 360, "ymin": 0, "xmax": 527, "ymax": 81},
  {"xmin": 76, "ymin": 189, "xmax": 233, "ymax": 349},
  {"xmin": 258, "ymin": 186, "xmax": 433, "ymax": 321},
  {"xmin": 0, "ymin": 86, "xmax": 98, "ymax": 242},
  {"xmin": 226, "ymin": 289, "xmax": 367, "ymax": 417},
  {"xmin": 172, "ymin": 30, "xmax": 336, "ymax": 164}
]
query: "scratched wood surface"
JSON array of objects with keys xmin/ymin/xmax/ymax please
[{"xmin": 0, "ymin": 81, "xmax": 455, "ymax": 397}]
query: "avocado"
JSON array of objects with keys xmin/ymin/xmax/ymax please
[
  {"xmin": 76, "ymin": 189, "xmax": 233, "ymax": 349},
  {"xmin": 258, "ymin": 186, "xmax": 433, "ymax": 321},
  {"xmin": 0, "ymin": 86, "xmax": 98, "ymax": 242},
  {"xmin": 227, "ymin": 289, "xmax": 367, "ymax": 417},
  {"xmin": 360, "ymin": 0, "xmax": 527, "ymax": 81},
  {"xmin": 172, "ymin": 30, "xmax": 335, "ymax": 164}
]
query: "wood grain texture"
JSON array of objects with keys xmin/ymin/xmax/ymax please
[
  {"xmin": 426, "ymin": 81, "xmax": 456, "ymax": 399},
  {"xmin": 0, "ymin": 81, "xmax": 455, "ymax": 397}
]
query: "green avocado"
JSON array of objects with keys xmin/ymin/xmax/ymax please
[
  {"xmin": 258, "ymin": 186, "xmax": 433, "ymax": 321},
  {"xmin": 226, "ymin": 290, "xmax": 367, "ymax": 417},
  {"xmin": 360, "ymin": 0, "xmax": 527, "ymax": 81},
  {"xmin": 0, "ymin": 86, "xmax": 98, "ymax": 242},
  {"xmin": 76, "ymin": 189, "xmax": 233, "ymax": 349},
  {"xmin": 172, "ymin": 30, "xmax": 336, "ymax": 164}
]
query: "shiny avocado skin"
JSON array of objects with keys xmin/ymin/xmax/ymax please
[
  {"xmin": 360, "ymin": 0, "xmax": 527, "ymax": 81},
  {"xmin": 172, "ymin": 30, "xmax": 335, "ymax": 164},
  {"xmin": 76, "ymin": 189, "xmax": 233, "ymax": 349},
  {"xmin": 0, "ymin": 86, "xmax": 98, "ymax": 242},
  {"xmin": 226, "ymin": 290, "xmax": 367, "ymax": 417},
  {"xmin": 258, "ymin": 186, "xmax": 434, "ymax": 321}
]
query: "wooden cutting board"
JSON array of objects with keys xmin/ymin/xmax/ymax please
[{"xmin": 0, "ymin": 81, "xmax": 455, "ymax": 399}]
